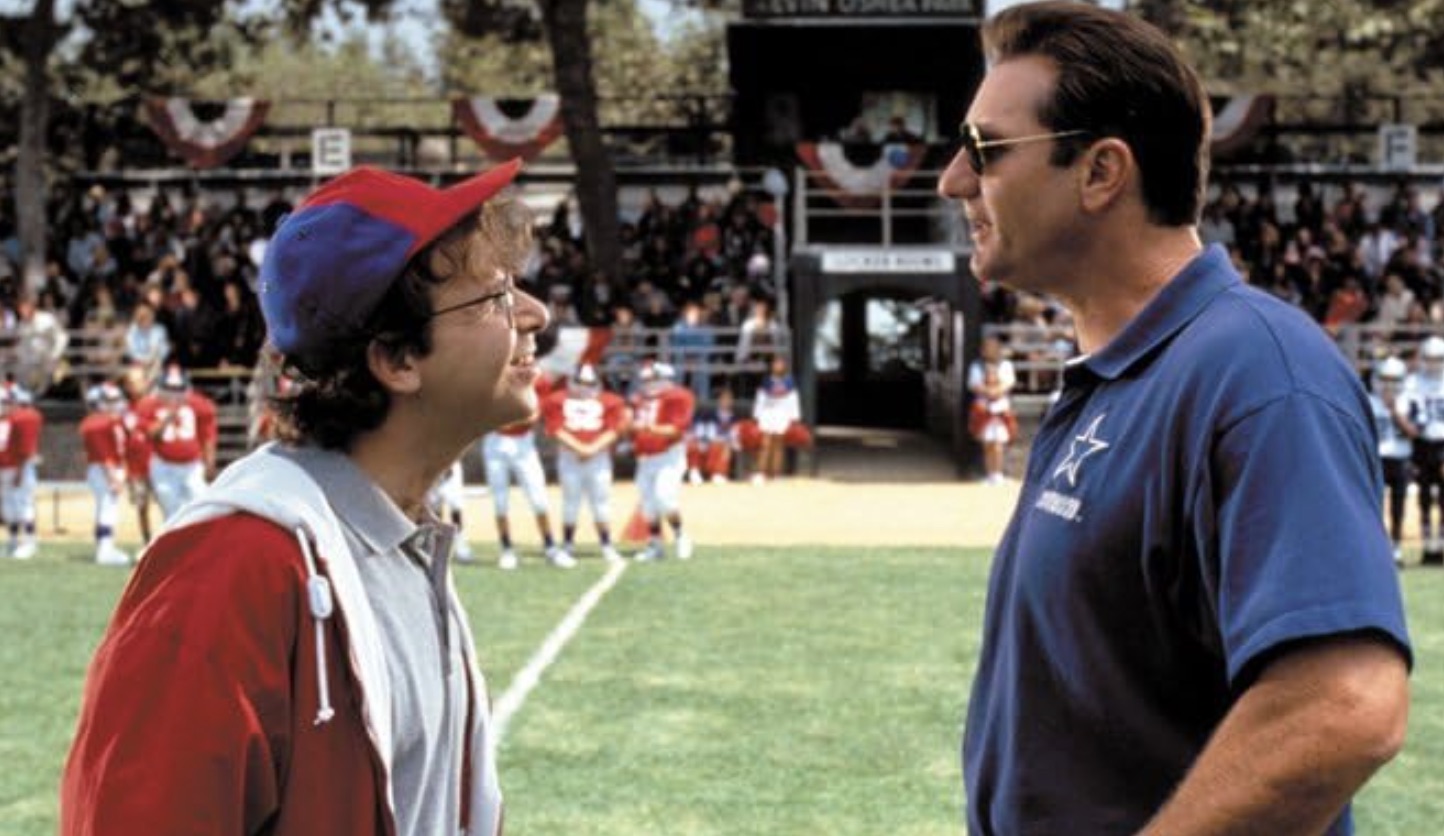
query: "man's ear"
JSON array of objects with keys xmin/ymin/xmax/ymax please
[
  {"xmin": 1078, "ymin": 137, "xmax": 1133, "ymax": 214},
  {"xmin": 366, "ymin": 339, "xmax": 422, "ymax": 395}
]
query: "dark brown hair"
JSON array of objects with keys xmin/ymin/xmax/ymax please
[{"xmin": 982, "ymin": 1, "xmax": 1210, "ymax": 226}]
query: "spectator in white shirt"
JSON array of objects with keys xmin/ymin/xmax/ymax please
[
  {"xmin": 122, "ymin": 300, "xmax": 171, "ymax": 386},
  {"xmin": 10, "ymin": 294, "xmax": 70, "ymax": 395}
]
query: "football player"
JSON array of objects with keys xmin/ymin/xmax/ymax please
[
  {"xmin": 79, "ymin": 383, "xmax": 132, "ymax": 565},
  {"xmin": 1400, "ymin": 336, "xmax": 1444, "ymax": 565},
  {"xmin": 543, "ymin": 364, "xmax": 628, "ymax": 563},
  {"xmin": 630, "ymin": 362, "xmax": 696, "ymax": 561},
  {"xmin": 481, "ymin": 376, "xmax": 572, "ymax": 569}
]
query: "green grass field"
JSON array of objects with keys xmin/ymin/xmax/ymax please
[{"xmin": 1, "ymin": 544, "xmax": 1441, "ymax": 834}]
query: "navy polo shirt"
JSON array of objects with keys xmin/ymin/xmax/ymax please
[{"xmin": 963, "ymin": 245, "xmax": 1412, "ymax": 835}]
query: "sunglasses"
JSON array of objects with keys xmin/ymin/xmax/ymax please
[
  {"xmin": 958, "ymin": 122, "xmax": 1092, "ymax": 174},
  {"xmin": 427, "ymin": 287, "xmax": 515, "ymax": 328}
]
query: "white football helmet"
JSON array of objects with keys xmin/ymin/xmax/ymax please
[{"xmin": 1375, "ymin": 356, "xmax": 1407, "ymax": 389}]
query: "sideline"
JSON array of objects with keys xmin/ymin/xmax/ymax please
[{"xmin": 493, "ymin": 560, "xmax": 628, "ymax": 741}]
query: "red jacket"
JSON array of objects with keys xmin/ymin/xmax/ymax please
[
  {"xmin": 61, "ymin": 515, "xmax": 393, "ymax": 836},
  {"xmin": 61, "ymin": 447, "xmax": 504, "ymax": 836}
]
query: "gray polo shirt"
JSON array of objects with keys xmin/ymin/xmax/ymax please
[{"xmin": 277, "ymin": 445, "xmax": 468, "ymax": 836}]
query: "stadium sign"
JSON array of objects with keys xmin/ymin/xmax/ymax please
[
  {"xmin": 822, "ymin": 249, "xmax": 956, "ymax": 273},
  {"xmin": 743, "ymin": 0, "xmax": 979, "ymax": 19},
  {"xmin": 312, "ymin": 128, "xmax": 353, "ymax": 175},
  {"xmin": 1378, "ymin": 124, "xmax": 1418, "ymax": 171}
]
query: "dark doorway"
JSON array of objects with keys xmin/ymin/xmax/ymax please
[{"xmin": 815, "ymin": 292, "xmax": 929, "ymax": 429}]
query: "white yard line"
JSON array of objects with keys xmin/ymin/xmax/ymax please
[{"xmin": 493, "ymin": 561, "xmax": 628, "ymax": 741}]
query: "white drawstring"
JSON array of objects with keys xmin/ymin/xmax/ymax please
[{"xmin": 295, "ymin": 527, "xmax": 336, "ymax": 725}]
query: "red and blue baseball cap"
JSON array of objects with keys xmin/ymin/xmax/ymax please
[{"xmin": 259, "ymin": 159, "xmax": 522, "ymax": 367}]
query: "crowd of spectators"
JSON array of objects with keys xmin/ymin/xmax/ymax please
[
  {"xmin": 7, "ymin": 171, "xmax": 1444, "ymax": 402},
  {"xmin": 982, "ymin": 177, "xmax": 1444, "ymax": 387},
  {"xmin": 0, "ymin": 179, "xmax": 274, "ymax": 395},
  {"xmin": 0, "ymin": 176, "xmax": 787, "ymax": 401}
]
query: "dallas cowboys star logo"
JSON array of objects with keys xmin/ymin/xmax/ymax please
[{"xmin": 1052, "ymin": 413, "xmax": 1110, "ymax": 488}]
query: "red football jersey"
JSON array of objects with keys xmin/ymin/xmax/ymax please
[
  {"xmin": 122, "ymin": 405, "xmax": 153, "ymax": 478},
  {"xmin": 631, "ymin": 385, "xmax": 695, "ymax": 456},
  {"xmin": 544, "ymin": 390, "xmax": 626, "ymax": 446},
  {"xmin": 140, "ymin": 393, "xmax": 216, "ymax": 464},
  {"xmin": 80, "ymin": 412, "xmax": 128, "ymax": 467},
  {"xmin": 6, "ymin": 404, "xmax": 43, "ymax": 464},
  {"xmin": 188, "ymin": 391, "xmax": 219, "ymax": 449},
  {"xmin": 0, "ymin": 418, "xmax": 12, "ymax": 469}
]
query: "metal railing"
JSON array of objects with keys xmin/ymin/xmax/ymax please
[{"xmin": 792, "ymin": 162, "xmax": 959, "ymax": 248}]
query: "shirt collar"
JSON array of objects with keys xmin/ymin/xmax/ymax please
[
  {"xmin": 277, "ymin": 445, "xmax": 415, "ymax": 557},
  {"xmin": 1075, "ymin": 244, "xmax": 1239, "ymax": 382}
]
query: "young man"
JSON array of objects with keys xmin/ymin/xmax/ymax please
[
  {"xmin": 938, "ymin": 5, "xmax": 1410, "ymax": 834},
  {"xmin": 630, "ymin": 362, "xmax": 695, "ymax": 561},
  {"xmin": 542, "ymin": 363, "xmax": 628, "ymax": 562},
  {"xmin": 61, "ymin": 161, "xmax": 545, "ymax": 836},
  {"xmin": 79, "ymin": 383, "xmax": 132, "ymax": 566}
]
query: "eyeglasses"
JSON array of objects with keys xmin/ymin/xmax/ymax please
[
  {"xmin": 958, "ymin": 122, "xmax": 1092, "ymax": 175},
  {"xmin": 427, "ymin": 288, "xmax": 515, "ymax": 327}
]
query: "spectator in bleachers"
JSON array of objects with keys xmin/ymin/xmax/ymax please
[
  {"xmin": 65, "ymin": 216, "xmax": 109, "ymax": 285},
  {"xmin": 602, "ymin": 303, "xmax": 644, "ymax": 394},
  {"xmin": 670, "ymin": 299, "xmax": 715, "ymax": 403},
  {"xmin": 574, "ymin": 268, "xmax": 618, "ymax": 366},
  {"xmin": 545, "ymin": 284, "xmax": 580, "ymax": 327},
  {"xmin": 1375, "ymin": 273, "xmax": 1416, "ymax": 333},
  {"xmin": 715, "ymin": 283, "xmax": 751, "ymax": 328},
  {"xmin": 10, "ymin": 294, "xmax": 70, "ymax": 396},
  {"xmin": 882, "ymin": 114, "xmax": 922, "ymax": 145},
  {"xmin": 165, "ymin": 286, "xmax": 204, "ymax": 368},
  {"xmin": 636, "ymin": 284, "xmax": 675, "ymax": 331},
  {"xmin": 122, "ymin": 300, "xmax": 171, "ymax": 385},
  {"xmin": 1293, "ymin": 181, "xmax": 1326, "ymax": 235},
  {"xmin": 1385, "ymin": 184, "xmax": 1435, "ymax": 244},
  {"xmin": 1323, "ymin": 274, "xmax": 1370, "ymax": 337},
  {"xmin": 75, "ymin": 281, "xmax": 123, "ymax": 330},
  {"xmin": 1199, "ymin": 201, "xmax": 1235, "ymax": 248},
  {"xmin": 735, "ymin": 293, "xmax": 783, "ymax": 359},
  {"xmin": 1358, "ymin": 218, "xmax": 1400, "ymax": 282},
  {"xmin": 211, "ymin": 279, "xmax": 264, "ymax": 370},
  {"xmin": 1332, "ymin": 180, "xmax": 1369, "ymax": 238}
]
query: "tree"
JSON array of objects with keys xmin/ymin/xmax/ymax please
[
  {"xmin": 535, "ymin": 0, "xmax": 624, "ymax": 280},
  {"xmin": 1, "ymin": 0, "xmax": 64, "ymax": 293},
  {"xmin": 0, "ymin": 0, "xmax": 253, "ymax": 295},
  {"xmin": 1139, "ymin": 0, "xmax": 1444, "ymax": 160},
  {"xmin": 439, "ymin": 0, "xmax": 730, "ymax": 283}
]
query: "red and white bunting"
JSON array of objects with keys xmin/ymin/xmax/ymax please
[
  {"xmin": 795, "ymin": 141, "xmax": 926, "ymax": 209},
  {"xmin": 1210, "ymin": 94, "xmax": 1275, "ymax": 158},
  {"xmin": 142, "ymin": 96, "xmax": 270, "ymax": 169},
  {"xmin": 453, "ymin": 95, "xmax": 565, "ymax": 161}
]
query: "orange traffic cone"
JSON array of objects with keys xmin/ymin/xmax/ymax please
[{"xmin": 622, "ymin": 503, "xmax": 651, "ymax": 544}]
